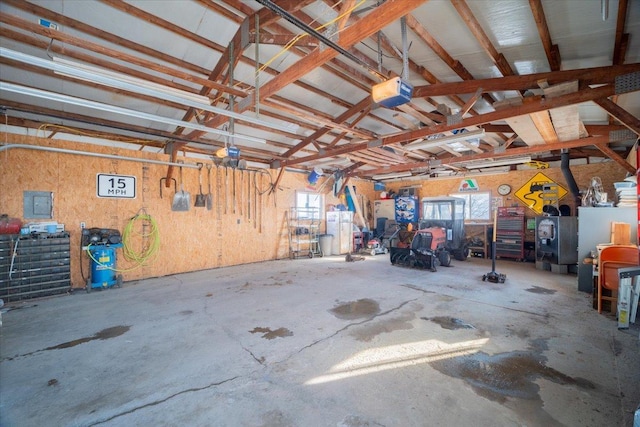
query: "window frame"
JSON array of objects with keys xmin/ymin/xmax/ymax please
[
  {"xmin": 295, "ymin": 191, "xmax": 323, "ymax": 219},
  {"xmin": 449, "ymin": 191, "xmax": 492, "ymax": 221}
]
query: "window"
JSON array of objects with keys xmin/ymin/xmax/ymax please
[
  {"xmin": 449, "ymin": 192, "xmax": 491, "ymax": 221},
  {"xmin": 296, "ymin": 191, "xmax": 323, "ymax": 219}
]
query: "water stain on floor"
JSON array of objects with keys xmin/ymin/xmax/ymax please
[
  {"xmin": 526, "ymin": 286, "xmax": 556, "ymax": 295},
  {"xmin": 4, "ymin": 304, "xmax": 38, "ymax": 312},
  {"xmin": 44, "ymin": 326, "xmax": 131, "ymax": 351},
  {"xmin": 506, "ymin": 325, "xmax": 531, "ymax": 339},
  {"xmin": 425, "ymin": 316, "xmax": 475, "ymax": 330},
  {"xmin": 260, "ymin": 409, "xmax": 294, "ymax": 427},
  {"xmin": 352, "ymin": 312, "xmax": 416, "ymax": 342},
  {"xmin": 249, "ymin": 327, "xmax": 293, "ymax": 340},
  {"xmin": 6, "ymin": 326, "xmax": 131, "ymax": 360},
  {"xmin": 330, "ymin": 298, "xmax": 380, "ymax": 320},
  {"xmin": 430, "ymin": 346, "xmax": 595, "ymax": 422}
]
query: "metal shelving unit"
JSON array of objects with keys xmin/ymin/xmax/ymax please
[
  {"xmin": 287, "ymin": 207, "xmax": 321, "ymax": 259},
  {"xmin": 0, "ymin": 233, "xmax": 71, "ymax": 302}
]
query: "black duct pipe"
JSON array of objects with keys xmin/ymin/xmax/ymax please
[{"xmin": 561, "ymin": 150, "xmax": 581, "ymax": 205}]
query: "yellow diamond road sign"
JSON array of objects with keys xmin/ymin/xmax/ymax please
[{"xmin": 514, "ymin": 172, "xmax": 567, "ymax": 214}]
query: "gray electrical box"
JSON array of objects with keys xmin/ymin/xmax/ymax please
[{"xmin": 23, "ymin": 191, "xmax": 53, "ymax": 219}]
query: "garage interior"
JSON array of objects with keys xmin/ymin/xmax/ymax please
[{"xmin": 1, "ymin": 0, "xmax": 640, "ymax": 425}]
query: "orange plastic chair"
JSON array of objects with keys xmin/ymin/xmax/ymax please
[{"xmin": 598, "ymin": 246, "xmax": 639, "ymax": 314}]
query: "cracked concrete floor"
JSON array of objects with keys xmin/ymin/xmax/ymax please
[{"xmin": 1, "ymin": 255, "xmax": 639, "ymax": 426}]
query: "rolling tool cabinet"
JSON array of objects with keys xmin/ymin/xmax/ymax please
[{"xmin": 496, "ymin": 207, "xmax": 525, "ymax": 261}]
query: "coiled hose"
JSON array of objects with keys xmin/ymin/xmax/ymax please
[{"xmin": 121, "ymin": 213, "xmax": 160, "ymax": 268}]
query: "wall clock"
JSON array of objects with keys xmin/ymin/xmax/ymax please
[{"xmin": 497, "ymin": 184, "xmax": 511, "ymax": 196}]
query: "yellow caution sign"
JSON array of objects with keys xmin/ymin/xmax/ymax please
[{"xmin": 514, "ymin": 172, "xmax": 567, "ymax": 214}]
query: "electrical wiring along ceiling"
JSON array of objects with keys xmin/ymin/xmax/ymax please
[{"xmin": 0, "ymin": 0, "xmax": 638, "ymax": 178}]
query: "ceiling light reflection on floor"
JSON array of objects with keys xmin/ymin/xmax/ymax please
[{"xmin": 305, "ymin": 338, "xmax": 489, "ymax": 385}]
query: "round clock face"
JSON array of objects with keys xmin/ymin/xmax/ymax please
[{"xmin": 497, "ymin": 184, "xmax": 511, "ymax": 196}]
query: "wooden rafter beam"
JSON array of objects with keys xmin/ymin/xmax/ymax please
[
  {"xmin": 372, "ymin": 20, "xmax": 481, "ymax": 119},
  {"xmin": 386, "ymin": 87, "xmax": 614, "ymax": 145},
  {"xmin": 327, "ymin": 108, "xmax": 372, "ymax": 148},
  {"xmin": 595, "ymin": 143, "xmax": 635, "ymax": 173},
  {"xmin": 8, "ymin": 0, "xmax": 211, "ymax": 75},
  {"xmin": 336, "ymin": 0, "xmax": 357, "ymax": 31},
  {"xmin": 593, "ymin": 97, "xmax": 640, "ymax": 136},
  {"xmin": 0, "ymin": 103, "xmax": 289, "ymax": 167},
  {"xmin": 0, "ymin": 29, "xmax": 203, "ymax": 96},
  {"xmin": 459, "ymin": 88, "xmax": 483, "ymax": 116},
  {"xmin": 613, "ymin": 0, "xmax": 630, "ymax": 65},
  {"xmin": 248, "ymin": 33, "xmax": 319, "ymax": 47},
  {"xmin": 189, "ymin": 0, "xmax": 427, "ymax": 137},
  {"xmin": 195, "ymin": 0, "xmax": 244, "ymax": 23},
  {"xmin": 450, "ymin": 0, "xmax": 514, "ymax": 76},
  {"xmin": 0, "ymin": 13, "xmax": 244, "ymax": 96},
  {"xmin": 278, "ymin": 85, "xmax": 615, "ymax": 168},
  {"xmin": 261, "ymin": 100, "xmax": 374, "ymax": 140},
  {"xmin": 359, "ymin": 135, "xmax": 610, "ymax": 177},
  {"xmin": 413, "ymin": 63, "xmax": 640, "ymax": 98},
  {"xmin": 378, "ymin": 22, "xmax": 464, "ymax": 115},
  {"xmin": 404, "ymin": 14, "xmax": 495, "ymax": 106},
  {"xmin": 482, "ymin": 123, "xmax": 629, "ymax": 135},
  {"xmin": 280, "ymin": 97, "xmax": 372, "ymax": 158},
  {"xmin": 528, "ymin": 0, "xmax": 560, "ymax": 71},
  {"xmin": 192, "ymin": 0, "xmax": 402, "ymax": 142}
]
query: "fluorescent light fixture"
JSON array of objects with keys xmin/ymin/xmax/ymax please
[
  {"xmin": 372, "ymin": 77, "xmax": 413, "ymax": 108},
  {"xmin": 0, "ymin": 81, "xmax": 267, "ymax": 144},
  {"xmin": 372, "ymin": 171, "xmax": 412, "ymax": 180},
  {"xmin": 0, "ymin": 47, "xmax": 297, "ymax": 134},
  {"xmin": 464, "ymin": 156, "xmax": 532, "ymax": 169},
  {"xmin": 405, "ymin": 129, "xmax": 485, "ymax": 151}
]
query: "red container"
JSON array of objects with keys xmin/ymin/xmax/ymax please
[{"xmin": 0, "ymin": 214, "xmax": 21, "ymax": 235}]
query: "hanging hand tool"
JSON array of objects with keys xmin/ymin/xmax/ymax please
[
  {"xmin": 159, "ymin": 177, "xmax": 176, "ymax": 199},
  {"xmin": 258, "ymin": 172, "xmax": 263, "ymax": 233},
  {"xmin": 239, "ymin": 168, "xmax": 243, "ymax": 217},
  {"xmin": 205, "ymin": 164, "xmax": 213, "ymax": 211},
  {"xmin": 247, "ymin": 170, "xmax": 252, "ymax": 222},
  {"xmin": 253, "ymin": 171, "xmax": 257, "ymax": 229},
  {"xmin": 232, "ymin": 167, "xmax": 237, "ymax": 214},
  {"xmin": 194, "ymin": 163, "xmax": 206, "ymax": 207},
  {"xmin": 215, "ymin": 163, "xmax": 222, "ymax": 219},
  {"xmin": 172, "ymin": 162, "xmax": 190, "ymax": 212},
  {"xmin": 224, "ymin": 166, "xmax": 229, "ymax": 215}
]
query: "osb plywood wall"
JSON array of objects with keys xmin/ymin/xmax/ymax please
[
  {"xmin": 382, "ymin": 160, "xmax": 628, "ymax": 239},
  {"xmin": 0, "ymin": 135, "xmax": 375, "ymax": 289},
  {"xmin": 384, "ymin": 161, "xmax": 627, "ymax": 214}
]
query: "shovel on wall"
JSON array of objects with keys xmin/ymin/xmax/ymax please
[
  {"xmin": 194, "ymin": 163, "xmax": 206, "ymax": 208},
  {"xmin": 205, "ymin": 164, "xmax": 213, "ymax": 210},
  {"xmin": 172, "ymin": 163, "xmax": 191, "ymax": 212}
]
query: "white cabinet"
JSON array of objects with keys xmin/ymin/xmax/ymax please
[{"xmin": 326, "ymin": 211, "xmax": 353, "ymax": 255}]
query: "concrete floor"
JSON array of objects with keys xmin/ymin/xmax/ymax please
[{"xmin": 1, "ymin": 255, "xmax": 639, "ymax": 427}]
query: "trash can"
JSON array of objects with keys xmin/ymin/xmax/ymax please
[{"xmin": 319, "ymin": 234, "xmax": 333, "ymax": 256}]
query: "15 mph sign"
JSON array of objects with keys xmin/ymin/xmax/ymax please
[{"xmin": 97, "ymin": 174, "xmax": 136, "ymax": 199}]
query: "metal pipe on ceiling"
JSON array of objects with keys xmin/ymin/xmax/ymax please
[{"xmin": 0, "ymin": 144, "xmax": 201, "ymax": 168}]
